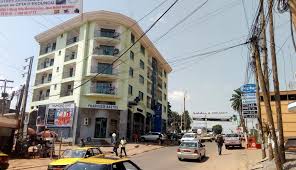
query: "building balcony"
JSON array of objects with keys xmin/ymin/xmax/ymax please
[
  {"xmin": 34, "ymin": 78, "xmax": 51, "ymax": 86},
  {"xmin": 85, "ymin": 86, "xmax": 119, "ymax": 98},
  {"xmin": 92, "ymin": 47, "xmax": 119, "ymax": 62},
  {"xmin": 37, "ymin": 60, "xmax": 54, "ymax": 70},
  {"xmin": 64, "ymin": 53, "xmax": 77, "ymax": 62},
  {"xmin": 61, "ymin": 89, "xmax": 73, "ymax": 97},
  {"xmin": 32, "ymin": 94, "xmax": 49, "ymax": 102},
  {"xmin": 94, "ymin": 30, "xmax": 120, "ymax": 44},
  {"xmin": 66, "ymin": 36, "xmax": 79, "ymax": 46},
  {"xmin": 39, "ymin": 43, "xmax": 56, "ymax": 56},
  {"xmin": 86, "ymin": 68, "xmax": 118, "ymax": 80}
]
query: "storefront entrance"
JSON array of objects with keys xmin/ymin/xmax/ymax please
[{"xmin": 94, "ymin": 118, "xmax": 107, "ymax": 138}]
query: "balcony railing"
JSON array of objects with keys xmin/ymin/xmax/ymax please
[
  {"xmin": 147, "ymin": 88, "xmax": 152, "ymax": 94},
  {"xmin": 63, "ymin": 70, "xmax": 75, "ymax": 78},
  {"xmin": 64, "ymin": 53, "xmax": 77, "ymax": 62},
  {"xmin": 157, "ymin": 82, "xmax": 162, "ymax": 89},
  {"xmin": 40, "ymin": 44, "xmax": 56, "ymax": 55},
  {"xmin": 147, "ymin": 72, "xmax": 153, "ymax": 80},
  {"xmin": 94, "ymin": 30, "xmax": 120, "ymax": 39},
  {"xmin": 93, "ymin": 47, "xmax": 119, "ymax": 56},
  {"xmin": 61, "ymin": 89, "xmax": 73, "ymax": 97},
  {"xmin": 37, "ymin": 60, "xmax": 54, "ymax": 70},
  {"xmin": 33, "ymin": 94, "xmax": 49, "ymax": 101},
  {"xmin": 35, "ymin": 79, "xmax": 51, "ymax": 86},
  {"xmin": 66, "ymin": 36, "xmax": 79, "ymax": 46},
  {"xmin": 90, "ymin": 85, "xmax": 117, "ymax": 95},
  {"xmin": 90, "ymin": 66, "xmax": 118, "ymax": 75}
]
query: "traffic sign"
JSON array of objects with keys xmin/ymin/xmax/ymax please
[{"xmin": 241, "ymin": 84, "xmax": 256, "ymax": 93}]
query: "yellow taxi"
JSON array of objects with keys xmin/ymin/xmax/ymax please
[
  {"xmin": 0, "ymin": 152, "xmax": 9, "ymax": 170},
  {"xmin": 48, "ymin": 147, "xmax": 103, "ymax": 170},
  {"xmin": 64, "ymin": 156, "xmax": 142, "ymax": 170}
]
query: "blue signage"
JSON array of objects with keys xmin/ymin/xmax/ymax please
[
  {"xmin": 153, "ymin": 103, "xmax": 162, "ymax": 132},
  {"xmin": 241, "ymin": 84, "xmax": 256, "ymax": 93}
]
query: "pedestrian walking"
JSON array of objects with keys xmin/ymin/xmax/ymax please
[
  {"xmin": 215, "ymin": 134, "xmax": 224, "ymax": 155},
  {"xmin": 120, "ymin": 137, "xmax": 127, "ymax": 157},
  {"xmin": 112, "ymin": 133, "xmax": 118, "ymax": 156}
]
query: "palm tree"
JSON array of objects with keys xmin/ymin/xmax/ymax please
[{"xmin": 230, "ymin": 88, "xmax": 248, "ymax": 133}]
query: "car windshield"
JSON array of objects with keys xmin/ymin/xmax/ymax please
[
  {"xmin": 183, "ymin": 134, "xmax": 195, "ymax": 138},
  {"xmin": 225, "ymin": 134, "xmax": 239, "ymax": 137},
  {"xmin": 62, "ymin": 150, "xmax": 86, "ymax": 158},
  {"xmin": 180, "ymin": 142, "xmax": 197, "ymax": 148},
  {"xmin": 66, "ymin": 162, "xmax": 111, "ymax": 170}
]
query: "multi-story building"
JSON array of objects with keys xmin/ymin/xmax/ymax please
[
  {"xmin": 261, "ymin": 90, "xmax": 296, "ymax": 138},
  {"xmin": 30, "ymin": 11, "xmax": 172, "ymax": 143}
]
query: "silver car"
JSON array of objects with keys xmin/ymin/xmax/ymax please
[
  {"xmin": 177, "ymin": 141, "xmax": 206, "ymax": 161},
  {"xmin": 140, "ymin": 132, "xmax": 167, "ymax": 142}
]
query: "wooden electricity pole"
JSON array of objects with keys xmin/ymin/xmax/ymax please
[
  {"xmin": 251, "ymin": 37, "xmax": 282, "ymax": 170},
  {"xmin": 268, "ymin": 0, "xmax": 285, "ymax": 163}
]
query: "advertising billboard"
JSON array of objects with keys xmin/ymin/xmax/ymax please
[
  {"xmin": 241, "ymin": 84, "xmax": 257, "ymax": 118},
  {"xmin": 46, "ymin": 103, "xmax": 75, "ymax": 127},
  {"xmin": 0, "ymin": 0, "xmax": 82, "ymax": 17}
]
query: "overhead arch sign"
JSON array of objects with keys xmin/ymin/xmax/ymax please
[{"xmin": 0, "ymin": 0, "xmax": 82, "ymax": 17}]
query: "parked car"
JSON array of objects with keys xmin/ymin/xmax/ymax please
[
  {"xmin": 48, "ymin": 147, "xmax": 103, "ymax": 170},
  {"xmin": 65, "ymin": 156, "xmax": 141, "ymax": 170},
  {"xmin": 200, "ymin": 133, "xmax": 215, "ymax": 142},
  {"xmin": 180, "ymin": 133, "xmax": 198, "ymax": 143},
  {"xmin": 285, "ymin": 137, "xmax": 296, "ymax": 152},
  {"xmin": 140, "ymin": 132, "xmax": 167, "ymax": 143},
  {"xmin": 0, "ymin": 152, "xmax": 9, "ymax": 170},
  {"xmin": 177, "ymin": 140, "xmax": 206, "ymax": 162},
  {"xmin": 224, "ymin": 134, "xmax": 242, "ymax": 149}
]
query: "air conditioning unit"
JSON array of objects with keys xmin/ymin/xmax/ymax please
[{"xmin": 83, "ymin": 117, "xmax": 89, "ymax": 126}]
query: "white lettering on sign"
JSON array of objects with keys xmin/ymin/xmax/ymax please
[{"xmin": 87, "ymin": 104, "xmax": 119, "ymax": 110}]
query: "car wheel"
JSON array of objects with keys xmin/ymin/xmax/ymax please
[
  {"xmin": 178, "ymin": 157, "xmax": 182, "ymax": 161},
  {"xmin": 225, "ymin": 146, "xmax": 229, "ymax": 149},
  {"xmin": 239, "ymin": 144, "xmax": 242, "ymax": 148},
  {"xmin": 140, "ymin": 137, "xmax": 145, "ymax": 142}
]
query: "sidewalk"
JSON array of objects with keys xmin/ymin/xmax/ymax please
[{"xmin": 7, "ymin": 143, "xmax": 164, "ymax": 170}]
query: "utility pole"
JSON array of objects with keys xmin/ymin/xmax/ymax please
[
  {"xmin": 251, "ymin": 37, "xmax": 282, "ymax": 170},
  {"xmin": 257, "ymin": 0, "xmax": 267, "ymax": 159},
  {"xmin": 20, "ymin": 56, "xmax": 34, "ymax": 139},
  {"xmin": 260, "ymin": 0, "xmax": 269, "ymax": 90},
  {"xmin": 183, "ymin": 91, "xmax": 187, "ymax": 132},
  {"xmin": 0, "ymin": 79, "xmax": 14, "ymax": 115},
  {"xmin": 252, "ymin": 58, "xmax": 267, "ymax": 159},
  {"xmin": 268, "ymin": 0, "xmax": 285, "ymax": 163}
]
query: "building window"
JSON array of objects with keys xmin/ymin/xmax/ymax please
[
  {"xmin": 163, "ymin": 106, "xmax": 167, "ymax": 113},
  {"xmin": 130, "ymin": 51, "xmax": 134, "ymax": 60},
  {"xmin": 128, "ymin": 85, "xmax": 133, "ymax": 95},
  {"xmin": 131, "ymin": 33, "xmax": 135, "ymax": 44},
  {"xmin": 129, "ymin": 67, "xmax": 134, "ymax": 77},
  {"xmin": 164, "ymin": 82, "xmax": 167, "ymax": 89},
  {"xmin": 56, "ymin": 67, "xmax": 59, "ymax": 72},
  {"xmin": 140, "ymin": 45, "xmax": 145, "ymax": 55},
  {"xmin": 59, "ymin": 51, "xmax": 61, "ymax": 55},
  {"xmin": 140, "ymin": 60, "xmax": 144, "ymax": 69},
  {"xmin": 139, "ymin": 75, "xmax": 144, "ymax": 84},
  {"xmin": 164, "ymin": 94, "xmax": 167, "ymax": 101},
  {"xmin": 164, "ymin": 71, "xmax": 167, "ymax": 78},
  {"xmin": 48, "ymin": 73, "xmax": 52, "ymax": 81},
  {"xmin": 54, "ymin": 84, "xmax": 57, "ymax": 90},
  {"xmin": 97, "ymin": 63, "xmax": 112, "ymax": 74},
  {"xmin": 45, "ymin": 89, "xmax": 50, "ymax": 97},
  {"xmin": 139, "ymin": 91, "xmax": 144, "ymax": 101}
]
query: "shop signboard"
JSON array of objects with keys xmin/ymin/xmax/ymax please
[
  {"xmin": 0, "ymin": 0, "xmax": 82, "ymax": 17},
  {"xmin": 153, "ymin": 103, "xmax": 162, "ymax": 132},
  {"xmin": 46, "ymin": 103, "xmax": 75, "ymax": 127},
  {"xmin": 241, "ymin": 84, "xmax": 257, "ymax": 118},
  {"xmin": 87, "ymin": 104, "xmax": 119, "ymax": 110}
]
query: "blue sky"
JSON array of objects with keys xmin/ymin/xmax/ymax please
[{"xmin": 0, "ymin": 0, "xmax": 295, "ymax": 114}]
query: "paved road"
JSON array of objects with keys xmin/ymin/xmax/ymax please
[{"xmin": 131, "ymin": 142, "xmax": 261, "ymax": 170}]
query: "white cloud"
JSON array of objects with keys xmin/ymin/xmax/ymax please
[{"xmin": 168, "ymin": 90, "xmax": 190, "ymax": 102}]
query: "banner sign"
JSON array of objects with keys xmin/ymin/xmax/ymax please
[
  {"xmin": 241, "ymin": 84, "xmax": 257, "ymax": 118},
  {"xmin": 46, "ymin": 103, "xmax": 75, "ymax": 127},
  {"xmin": 87, "ymin": 104, "xmax": 119, "ymax": 110},
  {"xmin": 0, "ymin": 0, "xmax": 82, "ymax": 17}
]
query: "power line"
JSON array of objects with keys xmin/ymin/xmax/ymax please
[
  {"xmin": 241, "ymin": 0, "xmax": 250, "ymax": 30},
  {"xmin": 154, "ymin": 0, "xmax": 209, "ymax": 43}
]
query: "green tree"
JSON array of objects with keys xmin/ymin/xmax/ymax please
[
  {"xmin": 212, "ymin": 124, "xmax": 223, "ymax": 134},
  {"xmin": 230, "ymin": 88, "xmax": 248, "ymax": 133},
  {"xmin": 167, "ymin": 102, "xmax": 181, "ymax": 132},
  {"xmin": 182, "ymin": 110, "xmax": 192, "ymax": 131}
]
